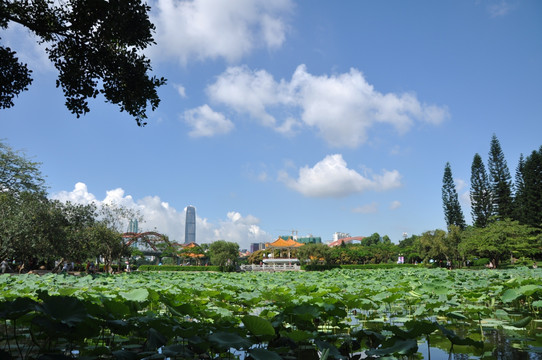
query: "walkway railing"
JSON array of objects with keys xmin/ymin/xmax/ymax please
[{"xmin": 239, "ymin": 263, "xmax": 301, "ymax": 272}]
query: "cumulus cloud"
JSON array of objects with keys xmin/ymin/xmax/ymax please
[
  {"xmin": 207, "ymin": 65, "xmax": 449, "ymax": 147},
  {"xmin": 51, "ymin": 182, "xmax": 273, "ymax": 249},
  {"xmin": 487, "ymin": 0, "xmax": 513, "ymax": 17},
  {"xmin": 150, "ymin": 0, "xmax": 294, "ymax": 64},
  {"xmin": 390, "ymin": 200, "xmax": 402, "ymax": 210},
  {"xmin": 453, "ymin": 178, "xmax": 470, "ymax": 206},
  {"xmin": 278, "ymin": 154, "xmax": 402, "ymax": 198},
  {"xmin": 1, "ymin": 23, "xmax": 53, "ymax": 73},
  {"xmin": 174, "ymin": 84, "xmax": 187, "ymax": 98},
  {"xmin": 183, "ymin": 104, "xmax": 234, "ymax": 137},
  {"xmin": 352, "ymin": 202, "xmax": 379, "ymax": 214}
]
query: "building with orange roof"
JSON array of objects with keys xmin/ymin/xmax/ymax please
[{"xmin": 263, "ymin": 237, "xmax": 304, "ymax": 264}]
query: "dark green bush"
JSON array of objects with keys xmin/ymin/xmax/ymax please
[
  {"xmin": 472, "ymin": 258, "xmax": 490, "ymax": 267},
  {"xmin": 302, "ymin": 263, "xmax": 423, "ymax": 271},
  {"xmin": 138, "ymin": 265, "xmax": 220, "ymax": 272},
  {"xmin": 301, "ymin": 264, "xmax": 340, "ymax": 271},
  {"xmin": 339, "ymin": 263, "xmax": 420, "ymax": 270}
]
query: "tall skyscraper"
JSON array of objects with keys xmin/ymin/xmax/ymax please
[{"xmin": 185, "ymin": 205, "xmax": 196, "ymax": 244}]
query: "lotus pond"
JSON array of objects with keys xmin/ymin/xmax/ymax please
[{"xmin": 1, "ymin": 267, "xmax": 541, "ymax": 359}]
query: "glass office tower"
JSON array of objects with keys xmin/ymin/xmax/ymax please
[{"xmin": 185, "ymin": 205, "xmax": 196, "ymax": 244}]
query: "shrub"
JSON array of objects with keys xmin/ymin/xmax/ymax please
[
  {"xmin": 301, "ymin": 264, "xmax": 339, "ymax": 271},
  {"xmin": 138, "ymin": 265, "xmax": 220, "ymax": 272},
  {"xmin": 302, "ymin": 263, "xmax": 424, "ymax": 271},
  {"xmin": 340, "ymin": 263, "xmax": 421, "ymax": 270},
  {"xmin": 472, "ymin": 258, "xmax": 490, "ymax": 267}
]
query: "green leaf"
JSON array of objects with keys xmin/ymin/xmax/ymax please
[
  {"xmin": 38, "ymin": 296, "xmax": 88, "ymax": 326},
  {"xmin": 0, "ymin": 297, "xmax": 36, "ymax": 320},
  {"xmin": 437, "ymin": 324, "xmax": 484, "ymax": 349},
  {"xmin": 510, "ymin": 316, "xmax": 532, "ymax": 328},
  {"xmin": 366, "ymin": 338, "xmax": 417, "ymax": 356},
  {"xmin": 248, "ymin": 348, "xmax": 282, "ymax": 360},
  {"xmin": 280, "ymin": 329, "xmax": 313, "ymax": 342},
  {"xmin": 404, "ymin": 320, "xmax": 438, "ymax": 337},
  {"xmin": 111, "ymin": 350, "xmax": 138, "ymax": 360},
  {"xmin": 119, "ymin": 288, "xmax": 149, "ymax": 302},
  {"xmin": 518, "ymin": 284, "xmax": 539, "ymax": 296},
  {"xmin": 209, "ymin": 331, "xmax": 251, "ymax": 350},
  {"xmin": 446, "ymin": 311, "xmax": 468, "ymax": 320},
  {"xmin": 501, "ymin": 289, "xmax": 521, "ymax": 303},
  {"xmin": 145, "ymin": 328, "xmax": 167, "ymax": 351},
  {"xmin": 242, "ymin": 315, "xmax": 275, "ymax": 337}
]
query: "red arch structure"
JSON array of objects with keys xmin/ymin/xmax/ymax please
[{"xmin": 122, "ymin": 232, "xmax": 176, "ymax": 252}]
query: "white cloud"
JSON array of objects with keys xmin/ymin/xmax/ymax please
[
  {"xmin": 352, "ymin": 202, "xmax": 379, "ymax": 214},
  {"xmin": 278, "ymin": 154, "xmax": 402, "ymax": 198},
  {"xmin": 51, "ymin": 183, "xmax": 273, "ymax": 249},
  {"xmin": 206, "ymin": 66, "xmax": 288, "ymax": 127},
  {"xmin": 390, "ymin": 200, "xmax": 402, "ymax": 210},
  {"xmin": 453, "ymin": 178, "xmax": 470, "ymax": 208},
  {"xmin": 455, "ymin": 178, "xmax": 467, "ymax": 192},
  {"xmin": 183, "ymin": 104, "xmax": 234, "ymax": 137},
  {"xmin": 207, "ymin": 65, "xmax": 449, "ymax": 147},
  {"xmin": 53, "ymin": 182, "xmax": 97, "ymax": 204},
  {"xmin": 174, "ymin": 84, "xmax": 187, "ymax": 98},
  {"xmin": 487, "ymin": 0, "xmax": 513, "ymax": 17},
  {"xmin": 1, "ymin": 23, "xmax": 54, "ymax": 73},
  {"xmin": 150, "ymin": 0, "xmax": 294, "ymax": 64}
]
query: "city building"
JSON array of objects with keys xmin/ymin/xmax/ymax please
[
  {"xmin": 185, "ymin": 205, "xmax": 196, "ymax": 244},
  {"xmin": 332, "ymin": 232, "xmax": 350, "ymax": 242},
  {"xmin": 250, "ymin": 242, "xmax": 267, "ymax": 253},
  {"xmin": 328, "ymin": 236, "xmax": 365, "ymax": 247},
  {"xmin": 127, "ymin": 219, "xmax": 138, "ymax": 233},
  {"xmin": 296, "ymin": 236, "xmax": 322, "ymax": 244}
]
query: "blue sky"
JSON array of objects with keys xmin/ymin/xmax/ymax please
[{"xmin": 2, "ymin": 0, "xmax": 541, "ymax": 249}]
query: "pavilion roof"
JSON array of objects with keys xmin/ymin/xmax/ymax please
[{"xmin": 267, "ymin": 238, "xmax": 304, "ymax": 248}]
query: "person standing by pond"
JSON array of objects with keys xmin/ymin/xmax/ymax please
[{"xmin": 1, "ymin": 260, "xmax": 12, "ymax": 273}]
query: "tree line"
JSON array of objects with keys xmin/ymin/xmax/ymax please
[
  {"xmin": 245, "ymin": 135, "xmax": 541, "ymax": 269},
  {"xmin": 441, "ymin": 134, "xmax": 542, "ymax": 267},
  {"xmin": 1, "ymin": 140, "xmax": 248, "ymax": 273},
  {"xmin": 1, "ymin": 0, "xmax": 165, "ymax": 125},
  {"xmin": 1, "ymin": 140, "xmax": 142, "ymax": 272}
]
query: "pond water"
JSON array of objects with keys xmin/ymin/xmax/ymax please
[{"xmin": 362, "ymin": 317, "xmax": 542, "ymax": 359}]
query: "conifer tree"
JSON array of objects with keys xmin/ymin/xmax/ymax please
[
  {"xmin": 488, "ymin": 134, "xmax": 513, "ymax": 220},
  {"xmin": 522, "ymin": 147, "xmax": 542, "ymax": 228},
  {"xmin": 470, "ymin": 153, "xmax": 492, "ymax": 227},
  {"xmin": 442, "ymin": 162, "xmax": 466, "ymax": 229},
  {"xmin": 513, "ymin": 154, "xmax": 526, "ymax": 222}
]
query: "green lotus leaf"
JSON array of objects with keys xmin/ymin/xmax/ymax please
[
  {"xmin": 38, "ymin": 296, "xmax": 88, "ymax": 326},
  {"xmin": 437, "ymin": 324, "xmax": 483, "ymax": 349},
  {"xmin": 446, "ymin": 311, "xmax": 468, "ymax": 320},
  {"xmin": 510, "ymin": 316, "xmax": 532, "ymax": 328},
  {"xmin": 242, "ymin": 315, "xmax": 275, "ymax": 337},
  {"xmin": 0, "ymin": 297, "xmax": 37, "ymax": 320},
  {"xmin": 404, "ymin": 320, "xmax": 439, "ymax": 337},
  {"xmin": 248, "ymin": 348, "xmax": 282, "ymax": 360},
  {"xmin": 366, "ymin": 338, "xmax": 418, "ymax": 356},
  {"xmin": 119, "ymin": 288, "xmax": 149, "ymax": 302},
  {"xmin": 501, "ymin": 289, "xmax": 521, "ymax": 303},
  {"xmin": 209, "ymin": 331, "xmax": 251, "ymax": 349},
  {"xmin": 518, "ymin": 284, "xmax": 539, "ymax": 296},
  {"xmin": 495, "ymin": 309, "xmax": 510, "ymax": 319},
  {"xmin": 280, "ymin": 329, "xmax": 313, "ymax": 342},
  {"xmin": 145, "ymin": 328, "xmax": 167, "ymax": 351},
  {"xmin": 111, "ymin": 350, "xmax": 138, "ymax": 360}
]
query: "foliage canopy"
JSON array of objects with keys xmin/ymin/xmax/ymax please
[{"xmin": 1, "ymin": 0, "xmax": 166, "ymax": 125}]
